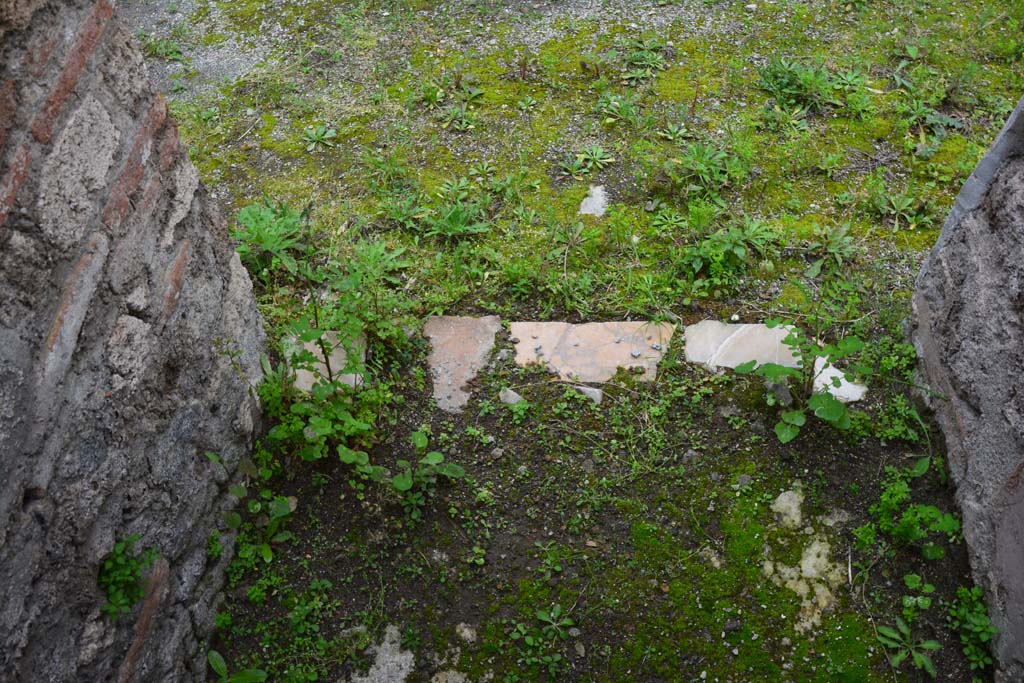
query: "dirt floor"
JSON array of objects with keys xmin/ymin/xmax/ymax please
[{"xmin": 116, "ymin": 0, "xmax": 1023, "ymax": 680}]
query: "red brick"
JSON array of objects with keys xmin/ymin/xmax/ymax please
[
  {"xmin": 157, "ymin": 122, "xmax": 182, "ymax": 173},
  {"xmin": 0, "ymin": 145, "xmax": 31, "ymax": 226},
  {"xmin": 43, "ymin": 232, "xmax": 108, "ymax": 356},
  {"xmin": 0, "ymin": 80, "xmax": 16, "ymax": 152},
  {"xmin": 139, "ymin": 172, "xmax": 163, "ymax": 212},
  {"xmin": 101, "ymin": 97, "xmax": 168, "ymax": 229},
  {"xmin": 158, "ymin": 239, "xmax": 191, "ymax": 327},
  {"xmin": 30, "ymin": 0, "xmax": 113, "ymax": 145},
  {"xmin": 39, "ymin": 232, "xmax": 110, "ymax": 393}
]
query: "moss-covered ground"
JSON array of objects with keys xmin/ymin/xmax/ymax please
[{"xmin": 127, "ymin": 0, "xmax": 1023, "ymax": 679}]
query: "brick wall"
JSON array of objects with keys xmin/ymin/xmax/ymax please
[{"xmin": 0, "ymin": 1, "xmax": 266, "ymax": 680}]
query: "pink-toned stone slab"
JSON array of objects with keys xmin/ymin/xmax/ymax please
[
  {"xmin": 509, "ymin": 321, "xmax": 676, "ymax": 382},
  {"xmin": 285, "ymin": 331, "xmax": 365, "ymax": 391},
  {"xmin": 424, "ymin": 315, "xmax": 502, "ymax": 412}
]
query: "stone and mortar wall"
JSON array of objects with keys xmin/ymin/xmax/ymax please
[
  {"xmin": 0, "ymin": 1, "xmax": 265, "ymax": 680},
  {"xmin": 913, "ymin": 96, "xmax": 1024, "ymax": 682}
]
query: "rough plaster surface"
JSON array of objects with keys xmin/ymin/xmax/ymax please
[
  {"xmin": 912, "ymin": 95, "xmax": 1024, "ymax": 681},
  {"xmin": 0, "ymin": 1, "xmax": 265, "ymax": 680}
]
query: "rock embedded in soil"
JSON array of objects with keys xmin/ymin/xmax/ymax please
[
  {"xmin": 499, "ymin": 387, "xmax": 525, "ymax": 405},
  {"xmin": 510, "ymin": 321, "xmax": 676, "ymax": 382},
  {"xmin": 348, "ymin": 625, "xmax": 415, "ymax": 683},
  {"xmin": 574, "ymin": 385, "xmax": 604, "ymax": 405},
  {"xmin": 912, "ymin": 95, "xmax": 1024, "ymax": 681},
  {"xmin": 771, "ymin": 485, "xmax": 804, "ymax": 529},
  {"xmin": 423, "ymin": 315, "xmax": 502, "ymax": 413}
]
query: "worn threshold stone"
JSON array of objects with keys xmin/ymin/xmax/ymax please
[
  {"xmin": 510, "ymin": 321, "xmax": 675, "ymax": 382},
  {"xmin": 423, "ymin": 315, "xmax": 501, "ymax": 413}
]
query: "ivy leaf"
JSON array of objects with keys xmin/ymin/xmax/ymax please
[
  {"xmin": 420, "ymin": 451, "xmax": 445, "ymax": 466},
  {"xmin": 734, "ymin": 360, "xmax": 757, "ymax": 374},
  {"xmin": 393, "ymin": 470, "xmax": 414, "ymax": 492},
  {"xmin": 437, "ymin": 463, "xmax": 466, "ymax": 479},
  {"xmin": 808, "ymin": 393, "xmax": 846, "ymax": 422},
  {"xmin": 781, "ymin": 410, "xmax": 806, "ymax": 426},
  {"xmin": 775, "ymin": 421, "xmax": 800, "ymax": 443}
]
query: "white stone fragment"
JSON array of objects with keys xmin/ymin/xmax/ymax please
[
  {"xmin": 578, "ymin": 184, "xmax": 608, "ymax": 217},
  {"xmin": 812, "ymin": 357, "xmax": 868, "ymax": 403},
  {"xmin": 683, "ymin": 321, "xmax": 867, "ymax": 402},
  {"xmin": 573, "ymin": 385, "xmax": 604, "ymax": 405},
  {"xmin": 771, "ymin": 485, "xmax": 804, "ymax": 529},
  {"xmin": 499, "ymin": 387, "xmax": 525, "ymax": 405}
]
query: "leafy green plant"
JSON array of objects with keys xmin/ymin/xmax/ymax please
[
  {"xmin": 858, "ymin": 460, "xmax": 961, "ymax": 558},
  {"xmin": 392, "ymin": 430, "xmax": 466, "ymax": 520},
  {"xmin": 596, "ymin": 92, "xmax": 642, "ymax": 126},
  {"xmin": 679, "ymin": 217, "xmax": 779, "ymax": 292},
  {"xmin": 758, "ymin": 57, "xmax": 839, "ymax": 112},
  {"xmin": 536, "ymin": 604, "xmax": 575, "ymax": 640},
  {"xmin": 558, "ymin": 156, "xmax": 590, "ymax": 180},
  {"xmin": 437, "ymin": 104, "xmax": 477, "ymax": 131},
  {"xmin": 417, "ymin": 79, "xmax": 446, "ymax": 108},
  {"xmin": 902, "ymin": 573, "xmax": 936, "ymax": 623},
  {"xmin": 98, "ymin": 535, "xmax": 159, "ymax": 618},
  {"xmin": 876, "ymin": 617, "xmax": 941, "ymax": 677},
  {"xmin": 619, "ymin": 36, "xmax": 667, "ymax": 83},
  {"xmin": 302, "ymin": 124, "xmax": 337, "ymax": 151},
  {"xmin": 736, "ymin": 319, "xmax": 864, "ymax": 443},
  {"xmin": 947, "ymin": 586, "xmax": 997, "ymax": 672},
  {"xmin": 232, "ymin": 200, "xmax": 306, "ymax": 280},
  {"xmin": 664, "ymin": 142, "xmax": 735, "ymax": 199},
  {"xmin": 517, "ymin": 95, "xmax": 539, "ymax": 112},
  {"xmin": 207, "ymin": 650, "xmax": 267, "ymax": 683},
  {"xmin": 139, "ymin": 32, "xmax": 184, "ymax": 61},
  {"xmin": 758, "ymin": 104, "xmax": 809, "ymax": 135},
  {"xmin": 650, "ymin": 208, "xmax": 687, "ymax": 234},
  {"xmin": 234, "ymin": 486, "xmax": 296, "ymax": 564},
  {"xmin": 577, "ymin": 145, "xmax": 616, "ymax": 172},
  {"xmin": 657, "ymin": 122, "xmax": 692, "ymax": 143},
  {"xmin": 534, "ymin": 541, "xmax": 563, "ymax": 580},
  {"xmin": 507, "ymin": 399, "xmax": 530, "ymax": 425},
  {"xmin": 804, "ymin": 223, "xmax": 859, "ymax": 278},
  {"xmin": 425, "ymin": 200, "xmax": 490, "ymax": 240}
]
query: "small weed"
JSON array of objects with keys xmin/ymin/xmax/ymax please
[
  {"xmin": 947, "ymin": 586, "xmax": 997, "ymax": 672},
  {"xmin": 877, "ymin": 617, "xmax": 941, "ymax": 677},
  {"xmin": 98, "ymin": 535, "xmax": 159, "ymax": 619},
  {"xmin": 302, "ymin": 124, "xmax": 337, "ymax": 151},
  {"xmin": 207, "ymin": 650, "xmax": 267, "ymax": 683}
]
